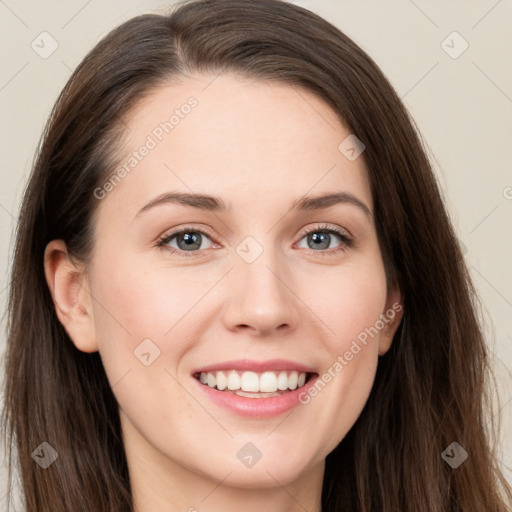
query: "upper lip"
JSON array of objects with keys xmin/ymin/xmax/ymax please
[{"xmin": 192, "ymin": 359, "xmax": 317, "ymax": 375}]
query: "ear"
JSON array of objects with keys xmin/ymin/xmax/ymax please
[
  {"xmin": 43, "ymin": 239, "xmax": 98, "ymax": 353},
  {"xmin": 378, "ymin": 280, "xmax": 404, "ymax": 356}
]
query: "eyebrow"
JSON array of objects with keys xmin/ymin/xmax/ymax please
[{"xmin": 134, "ymin": 191, "xmax": 372, "ymax": 219}]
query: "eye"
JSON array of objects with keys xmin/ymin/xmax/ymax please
[
  {"xmin": 296, "ymin": 224, "xmax": 353, "ymax": 255},
  {"xmin": 156, "ymin": 226, "xmax": 216, "ymax": 257},
  {"xmin": 156, "ymin": 223, "xmax": 353, "ymax": 258}
]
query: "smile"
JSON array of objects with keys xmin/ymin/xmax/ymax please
[
  {"xmin": 193, "ymin": 370, "xmax": 314, "ymax": 397},
  {"xmin": 191, "ymin": 359, "xmax": 319, "ymax": 418}
]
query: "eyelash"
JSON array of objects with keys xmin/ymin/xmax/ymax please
[{"xmin": 156, "ymin": 223, "xmax": 354, "ymax": 258}]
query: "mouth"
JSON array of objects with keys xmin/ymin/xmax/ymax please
[
  {"xmin": 191, "ymin": 359, "xmax": 320, "ymax": 417},
  {"xmin": 193, "ymin": 370, "xmax": 317, "ymax": 398}
]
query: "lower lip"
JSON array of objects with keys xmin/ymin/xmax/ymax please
[{"xmin": 192, "ymin": 374, "xmax": 319, "ymax": 418}]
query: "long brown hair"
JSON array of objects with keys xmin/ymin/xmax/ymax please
[{"xmin": 2, "ymin": 0, "xmax": 511, "ymax": 510}]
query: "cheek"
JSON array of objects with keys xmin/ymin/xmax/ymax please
[
  {"xmin": 87, "ymin": 249, "xmax": 231, "ymax": 412},
  {"xmin": 90, "ymin": 250, "xmax": 211, "ymax": 346},
  {"xmin": 87, "ymin": 255, "xmax": 201, "ymax": 425},
  {"xmin": 297, "ymin": 260, "xmax": 387, "ymax": 448},
  {"xmin": 314, "ymin": 259, "xmax": 388, "ymax": 353}
]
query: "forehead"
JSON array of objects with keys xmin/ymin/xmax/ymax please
[{"xmin": 97, "ymin": 73, "xmax": 372, "ymax": 223}]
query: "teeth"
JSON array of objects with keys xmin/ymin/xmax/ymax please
[
  {"xmin": 216, "ymin": 371, "xmax": 227, "ymax": 391},
  {"xmin": 277, "ymin": 371, "xmax": 288, "ymax": 390},
  {"xmin": 198, "ymin": 370, "xmax": 309, "ymax": 393},
  {"xmin": 240, "ymin": 371, "xmax": 260, "ymax": 392},
  {"xmin": 227, "ymin": 370, "xmax": 240, "ymax": 390},
  {"xmin": 288, "ymin": 371, "xmax": 298, "ymax": 390},
  {"xmin": 259, "ymin": 372, "xmax": 277, "ymax": 392}
]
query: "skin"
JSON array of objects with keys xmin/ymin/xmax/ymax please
[{"xmin": 44, "ymin": 73, "xmax": 403, "ymax": 512}]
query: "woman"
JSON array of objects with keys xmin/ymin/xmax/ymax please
[{"xmin": 2, "ymin": 0, "xmax": 511, "ymax": 510}]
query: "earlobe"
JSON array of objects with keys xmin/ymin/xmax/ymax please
[
  {"xmin": 378, "ymin": 282, "xmax": 404, "ymax": 356},
  {"xmin": 43, "ymin": 240, "xmax": 98, "ymax": 353}
]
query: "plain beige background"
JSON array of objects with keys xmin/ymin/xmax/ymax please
[{"xmin": 1, "ymin": 0, "xmax": 511, "ymax": 507}]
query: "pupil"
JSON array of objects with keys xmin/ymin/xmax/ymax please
[
  {"xmin": 180, "ymin": 232, "xmax": 201, "ymax": 250},
  {"xmin": 310, "ymin": 232, "xmax": 329, "ymax": 250}
]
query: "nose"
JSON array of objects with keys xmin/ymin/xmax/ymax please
[{"xmin": 221, "ymin": 243, "xmax": 301, "ymax": 338}]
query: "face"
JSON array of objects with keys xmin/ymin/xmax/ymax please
[{"xmin": 46, "ymin": 73, "xmax": 402, "ymax": 502}]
